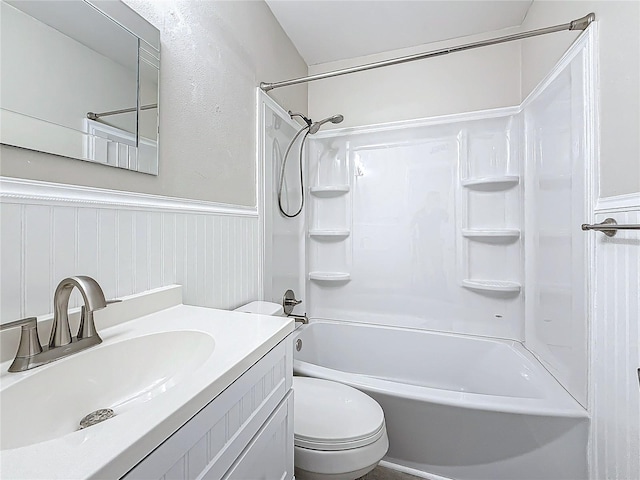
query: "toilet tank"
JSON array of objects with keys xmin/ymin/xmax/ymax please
[{"xmin": 234, "ymin": 301, "xmax": 284, "ymax": 316}]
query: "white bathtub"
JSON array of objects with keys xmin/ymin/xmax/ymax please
[{"xmin": 293, "ymin": 321, "xmax": 588, "ymax": 480}]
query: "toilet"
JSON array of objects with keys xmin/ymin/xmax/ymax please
[{"xmin": 234, "ymin": 301, "xmax": 389, "ymax": 480}]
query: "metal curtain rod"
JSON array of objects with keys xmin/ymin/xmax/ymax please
[
  {"xmin": 260, "ymin": 13, "xmax": 595, "ymax": 92},
  {"xmin": 87, "ymin": 104, "xmax": 158, "ymax": 120},
  {"xmin": 582, "ymin": 218, "xmax": 640, "ymax": 237}
]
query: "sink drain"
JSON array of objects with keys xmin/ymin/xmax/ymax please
[{"xmin": 79, "ymin": 408, "xmax": 115, "ymax": 430}]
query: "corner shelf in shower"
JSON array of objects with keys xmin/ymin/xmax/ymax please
[
  {"xmin": 310, "ymin": 185, "xmax": 350, "ymax": 197},
  {"xmin": 309, "ymin": 272, "xmax": 351, "ymax": 282},
  {"xmin": 461, "ymin": 229, "xmax": 520, "ymax": 241},
  {"xmin": 461, "ymin": 175, "xmax": 519, "ymax": 191},
  {"xmin": 462, "ymin": 280, "xmax": 521, "ymax": 293},
  {"xmin": 309, "ymin": 229, "xmax": 350, "ymax": 239}
]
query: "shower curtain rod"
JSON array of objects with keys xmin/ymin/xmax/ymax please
[
  {"xmin": 260, "ymin": 13, "xmax": 595, "ymax": 92},
  {"xmin": 87, "ymin": 104, "xmax": 158, "ymax": 120}
]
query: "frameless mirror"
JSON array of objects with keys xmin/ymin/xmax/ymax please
[{"xmin": 0, "ymin": 0, "xmax": 160, "ymax": 175}]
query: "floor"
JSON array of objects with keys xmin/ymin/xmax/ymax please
[{"xmin": 358, "ymin": 465, "xmax": 423, "ymax": 480}]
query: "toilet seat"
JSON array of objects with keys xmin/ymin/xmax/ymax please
[
  {"xmin": 295, "ymin": 422, "xmax": 386, "ymax": 450},
  {"xmin": 293, "ymin": 377, "xmax": 386, "ymax": 450}
]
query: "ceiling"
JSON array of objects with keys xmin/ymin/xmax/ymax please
[{"xmin": 265, "ymin": 0, "xmax": 533, "ymax": 65}]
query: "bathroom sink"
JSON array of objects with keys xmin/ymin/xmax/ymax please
[
  {"xmin": 0, "ymin": 293, "xmax": 293, "ymax": 480},
  {"xmin": 0, "ymin": 330, "xmax": 215, "ymax": 450}
]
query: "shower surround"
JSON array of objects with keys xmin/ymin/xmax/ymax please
[{"xmin": 261, "ymin": 27, "xmax": 596, "ymax": 480}]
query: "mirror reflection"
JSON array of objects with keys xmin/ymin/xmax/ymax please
[{"xmin": 0, "ymin": 0, "xmax": 159, "ymax": 175}]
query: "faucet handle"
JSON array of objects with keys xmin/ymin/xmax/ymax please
[
  {"xmin": 0, "ymin": 317, "xmax": 43, "ymax": 360},
  {"xmin": 0, "ymin": 316, "xmax": 37, "ymax": 331},
  {"xmin": 282, "ymin": 289, "xmax": 302, "ymax": 315},
  {"xmin": 77, "ymin": 298, "xmax": 121, "ymax": 339}
]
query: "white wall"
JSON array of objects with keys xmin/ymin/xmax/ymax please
[
  {"xmin": 590, "ymin": 196, "xmax": 640, "ymax": 480},
  {"xmin": 520, "ymin": 1, "xmax": 640, "ymax": 198},
  {"xmin": 519, "ymin": 5, "xmax": 640, "ymax": 477},
  {"xmin": 304, "ymin": 112, "xmax": 524, "ymax": 340},
  {"xmin": 523, "ymin": 30, "xmax": 595, "ymax": 407},
  {"xmin": 307, "ymin": 30, "xmax": 521, "ymax": 129},
  {"xmin": 1, "ymin": 0, "xmax": 308, "ymax": 207},
  {"xmin": 259, "ymin": 94, "xmax": 307, "ymax": 308}
]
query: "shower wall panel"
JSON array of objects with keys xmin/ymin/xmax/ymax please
[
  {"xmin": 306, "ymin": 113, "xmax": 524, "ymax": 340},
  {"xmin": 523, "ymin": 29, "xmax": 595, "ymax": 407},
  {"xmin": 259, "ymin": 95, "xmax": 306, "ymax": 309}
]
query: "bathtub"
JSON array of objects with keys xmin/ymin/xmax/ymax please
[{"xmin": 293, "ymin": 321, "xmax": 588, "ymax": 480}]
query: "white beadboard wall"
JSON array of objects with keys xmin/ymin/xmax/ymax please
[
  {"xmin": 0, "ymin": 177, "xmax": 261, "ymax": 322},
  {"xmin": 590, "ymin": 194, "xmax": 640, "ymax": 480}
]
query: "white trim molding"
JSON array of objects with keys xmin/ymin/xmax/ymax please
[
  {"xmin": 0, "ymin": 177, "xmax": 258, "ymax": 217},
  {"xmin": 595, "ymin": 192, "xmax": 640, "ymax": 213}
]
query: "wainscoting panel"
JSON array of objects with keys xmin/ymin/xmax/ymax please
[
  {"xmin": 590, "ymin": 195, "xmax": 640, "ymax": 480},
  {"xmin": 0, "ymin": 178, "xmax": 260, "ymax": 322}
]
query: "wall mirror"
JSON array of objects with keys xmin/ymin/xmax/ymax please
[{"xmin": 0, "ymin": 0, "xmax": 160, "ymax": 175}]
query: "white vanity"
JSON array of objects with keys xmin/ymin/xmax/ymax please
[{"xmin": 0, "ymin": 286, "xmax": 294, "ymax": 479}]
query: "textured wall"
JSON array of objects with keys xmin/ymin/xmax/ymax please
[
  {"xmin": 520, "ymin": 1, "xmax": 640, "ymax": 198},
  {"xmin": 307, "ymin": 29, "xmax": 521, "ymax": 129},
  {"xmin": 0, "ymin": 0, "xmax": 307, "ymax": 206}
]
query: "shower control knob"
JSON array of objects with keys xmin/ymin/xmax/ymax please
[{"xmin": 282, "ymin": 289, "xmax": 301, "ymax": 315}]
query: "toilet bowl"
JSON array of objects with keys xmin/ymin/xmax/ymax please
[{"xmin": 235, "ymin": 301, "xmax": 389, "ymax": 480}]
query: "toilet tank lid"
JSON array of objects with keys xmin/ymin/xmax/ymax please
[{"xmin": 234, "ymin": 301, "xmax": 284, "ymax": 316}]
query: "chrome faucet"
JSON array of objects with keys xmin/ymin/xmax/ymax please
[
  {"xmin": 50, "ymin": 276, "xmax": 107, "ymax": 348},
  {"xmin": 1, "ymin": 276, "xmax": 114, "ymax": 373}
]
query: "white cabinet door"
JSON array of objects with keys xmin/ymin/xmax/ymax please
[
  {"xmin": 222, "ymin": 393, "xmax": 294, "ymax": 480},
  {"xmin": 123, "ymin": 341, "xmax": 291, "ymax": 480}
]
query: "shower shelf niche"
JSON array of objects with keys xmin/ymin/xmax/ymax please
[
  {"xmin": 309, "ymin": 229, "xmax": 350, "ymax": 239},
  {"xmin": 462, "ymin": 279, "xmax": 521, "ymax": 293},
  {"xmin": 309, "ymin": 272, "xmax": 351, "ymax": 282},
  {"xmin": 462, "ymin": 229, "xmax": 520, "ymax": 241},
  {"xmin": 461, "ymin": 175, "xmax": 519, "ymax": 191},
  {"xmin": 310, "ymin": 185, "xmax": 350, "ymax": 197}
]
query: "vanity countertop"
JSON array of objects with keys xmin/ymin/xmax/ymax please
[{"xmin": 0, "ymin": 295, "xmax": 293, "ymax": 479}]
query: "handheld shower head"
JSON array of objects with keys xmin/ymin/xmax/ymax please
[{"xmin": 309, "ymin": 114, "xmax": 344, "ymax": 134}]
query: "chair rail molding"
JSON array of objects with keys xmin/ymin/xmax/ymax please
[
  {"xmin": 0, "ymin": 177, "xmax": 258, "ymax": 217},
  {"xmin": 594, "ymin": 192, "xmax": 640, "ymax": 213}
]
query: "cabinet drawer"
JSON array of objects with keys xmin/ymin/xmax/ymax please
[
  {"xmin": 123, "ymin": 339, "xmax": 292, "ymax": 480},
  {"xmin": 221, "ymin": 392, "xmax": 293, "ymax": 480}
]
